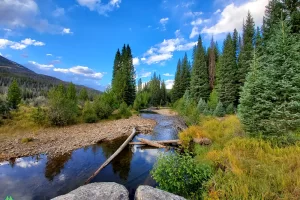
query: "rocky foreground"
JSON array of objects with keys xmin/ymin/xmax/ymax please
[
  {"xmin": 0, "ymin": 116, "xmax": 156, "ymax": 162},
  {"xmin": 52, "ymin": 182, "xmax": 186, "ymax": 200}
]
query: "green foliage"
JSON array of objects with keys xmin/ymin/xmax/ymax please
[
  {"xmin": 226, "ymin": 103, "xmax": 235, "ymax": 114},
  {"xmin": 214, "ymin": 101, "xmax": 225, "ymax": 117},
  {"xmin": 151, "ymin": 152, "xmax": 213, "ymax": 199},
  {"xmin": 238, "ymin": 22, "xmax": 300, "ymax": 135},
  {"xmin": 133, "ymin": 91, "xmax": 150, "ymax": 111},
  {"xmin": 190, "ymin": 36, "xmax": 210, "ymax": 102},
  {"xmin": 93, "ymin": 90, "xmax": 117, "ymax": 119},
  {"xmin": 31, "ymin": 107, "xmax": 48, "ymax": 126},
  {"xmin": 48, "ymin": 84, "xmax": 78, "ymax": 126},
  {"xmin": 79, "ymin": 88, "xmax": 88, "ymax": 102},
  {"xmin": 21, "ymin": 137, "xmax": 34, "ymax": 143},
  {"xmin": 207, "ymin": 89, "xmax": 219, "ymax": 110},
  {"xmin": 7, "ymin": 79, "xmax": 21, "ymax": 109},
  {"xmin": 118, "ymin": 102, "xmax": 132, "ymax": 119},
  {"xmin": 197, "ymin": 98, "xmax": 208, "ymax": 114},
  {"xmin": 0, "ymin": 97, "xmax": 9, "ymax": 121},
  {"xmin": 82, "ymin": 101, "xmax": 97, "ymax": 123}
]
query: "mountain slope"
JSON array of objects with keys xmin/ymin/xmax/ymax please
[{"xmin": 0, "ymin": 55, "xmax": 101, "ymax": 98}]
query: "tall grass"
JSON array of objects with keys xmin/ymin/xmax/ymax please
[{"xmin": 178, "ymin": 115, "xmax": 300, "ymax": 199}]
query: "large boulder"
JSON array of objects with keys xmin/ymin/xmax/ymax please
[
  {"xmin": 135, "ymin": 185, "xmax": 186, "ymax": 200},
  {"xmin": 51, "ymin": 182, "xmax": 129, "ymax": 200}
]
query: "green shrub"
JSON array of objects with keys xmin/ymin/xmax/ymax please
[
  {"xmin": 82, "ymin": 101, "xmax": 97, "ymax": 123},
  {"xmin": 0, "ymin": 97, "xmax": 10, "ymax": 121},
  {"xmin": 118, "ymin": 102, "xmax": 132, "ymax": 119},
  {"xmin": 207, "ymin": 89, "xmax": 219, "ymax": 110},
  {"xmin": 213, "ymin": 101, "xmax": 225, "ymax": 117},
  {"xmin": 197, "ymin": 98, "xmax": 208, "ymax": 113},
  {"xmin": 151, "ymin": 152, "xmax": 213, "ymax": 199},
  {"xmin": 93, "ymin": 90, "xmax": 118, "ymax": 119},
  {"xmin": 31, "ymin": 107, "xmax": 48, "ymax": 126},
  {"xmin": 226, "ymin": 103, "xmax": 235, "ymax": 114}
]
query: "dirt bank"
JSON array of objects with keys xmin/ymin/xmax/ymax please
[{"xmin": 0, "ymin": 116, "xmax": 156, "ymax": 162}]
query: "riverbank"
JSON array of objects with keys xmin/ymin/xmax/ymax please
[{"xmin": 0, "ymin": 115, "xmax": 156, "ymax": 162}]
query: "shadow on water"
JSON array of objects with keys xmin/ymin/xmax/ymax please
[{"xmin": 0, "ymin": 113, "xmax": 178, "ymax": 200}]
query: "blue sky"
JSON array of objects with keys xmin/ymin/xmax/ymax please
[{"xmin": 0, "ymin": 0, "xmax": 268, "ymax": 91}]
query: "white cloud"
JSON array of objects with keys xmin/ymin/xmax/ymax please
[
  {"xmin": 3, "ymin": 28, "xmax": 12, "ymax": 32},
  {"xmin": 191, "ymin": 18, "xmax": 203, "ymax": 26},
  {"xmin": 165, "ymin": 80, "xmax": 174, "ymax": 89},
  {"xmin": 214, "ymin": 9, "xmax": 221, "ymax": 15},
  {"xmin": 159, "ymin": 17, "xmax": 169, "ymax": 31},
  {"xmin": 141, "ymin": 57, "xmax": 146, "ymax": 61},
  {"xmin": 62, "ymin": 28, "xmax": 73, "ymax": 35},
  {"xmin": 163, "ymin": 73, "xmax": 174, "ymax": 77},
  {"xmin": 190, "ymin": 26, "xmax": 200, "ymax": 38},
  {"xmin": 141, "ymin": 72, "xmax": 152, "ymax": 78},
  {"xmin": 46, "ymin": 54, "xmax": 53, "ymax": 56},
  {"xmin": 54, "ymin": 66, "xmax": 104, "ymax": 79},
  {"xmin": 15, "ymin": 158, "xmax": 41, "ymax": 168},
  {"xmin": 184, "ymin": 11, "xmax": 203, "ymax": 17},
  {"xmin": 0, "ymin": 52, "xmax": 2, "ymax": 56},
  {"xmin": 76, "ymin": 0, "xmax": 121, "ymax": 15},
  {"xmin": 53, "ymin": 7, "xmax": 65, "ymax": 17},
  {"xmin": 175, "ymin": 29, "xmax": 181, "ymax": 38},
  {"xmin": 133, "ymin": 57, "xmax": 140, "ymax": 66},
  {"xmin": 142, "ymin": 37, "xmax": 196, "ymax": 65},
  {"xmin": 0, "ymin": 38, "xmax": 45, "ymax": 50},
  {"xmin": 201, "ymin": 0, "xmax": 269, "ymax": 34},
  {"xmin": 29, "ymin": 61, "xmax": 54, "ymax": 69}
]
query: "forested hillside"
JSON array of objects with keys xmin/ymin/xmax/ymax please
[{"xmin": 0, "ymin": 55, "xmax": 100, "ymax": 99}]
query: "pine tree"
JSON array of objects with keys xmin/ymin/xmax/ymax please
[
  {"xmin": 79, "ymin": 88, "xmax": 88, "ymax": 102},
  {"xmin": 7, "ymin": 79, "xmax": 21, "ymax": 109},
  {"xmin": 255, "ymin": 26, "xmax": 263, "ymax": 56},
  {"xmin": 238, "ymin": 21, "xmax": 300, "ymax": 135},
  {"xmin": 232, "ymin": 28, "xmax": 239, "ymax": 62},
  {"xmin": 190, "ymin": 35, "xmax": 210, "ymax": 102},
  {"xmin": 207, "ymin": 88, "xmax": 219, "ymax": 110},
  {"xmin": 172, "ymin": 59, "xmax": 182, "ymax": 102},
  {"xmin": 125, "ymin": 45, "xmax": 136, "ymax": 105},
  {"xmin": 197, "ymin": 98, "xmax": 208, "ymax": 113},
  {"xmin": 161, "ymin": 80, "xmax": 167, "ymax": 106},
  {"xmin": 138, "ymin": 78, "xmax": 142, "ymax": 92},
  {"xmin": 112, "ymin": 49, "xmax": 121, "ymax": 86},
  {"xmin": 214, "ymin": 101, "xmax": 225, "ymax": 117},
  {"xmin": 208, "ymin": 37, "xmax": 217, "ymax": 90},
  {"xmin": 180, "ymin": 53, "xmax": 191, "ymax": 96},
  {"xmin": 217, "ymin": 34, "xmax": 237, "ymax": 107}
]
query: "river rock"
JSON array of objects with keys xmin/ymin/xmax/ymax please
[
  {"xmin": 51, "ymin": 182, "xmax": 129, "ymax": 200},
  {"xmin": 135, "ymin": 185, "xmax": 186, "ymax": 200}
]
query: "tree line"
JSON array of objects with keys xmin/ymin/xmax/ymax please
[{"xmin": 172, "ymin": 0, "xmax": 300, "ymax": 136}]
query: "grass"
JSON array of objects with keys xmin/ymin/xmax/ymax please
[
  {"xmin": 21, "ymin": 137, "xmax": 34, "ymax": 143},
  {"xmin": 178, "ymin": 115, "xmax": 300, "ymax": 200}
]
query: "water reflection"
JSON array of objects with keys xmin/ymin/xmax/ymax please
[
  {"xmin": 0, "ymin": 113, "xmax": 179, "ymax": 200},
  {"xmin": 45, "ymin": 153, "xmax": 72, "ymax": 181}
]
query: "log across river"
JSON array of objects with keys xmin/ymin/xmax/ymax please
[{"xmin": 0, "ymin": 111, "xmax": 185, "ymax": 200}]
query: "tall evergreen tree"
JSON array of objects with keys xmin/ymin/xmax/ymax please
[
  {"xmin": 217, "ymin": 34, "xmax": 237, "ymax": 107},
  {"xmin": 208, "ymin": 37, "xmax": 217, "ymax": 90},
  {"xmin": 161, "ymin": 80, "xmax": 167, "ymax": 106},
  {"xmin": 172, "ymin": 59, "xmax": 182, "ymax": 102},
  {"xmin": 7, "ymin": 79, "xmax": 21, "ymax": 109},
  {"xmin": 180, "ymin": 53, "xmax": 191, "ymax": 96},
  {"xmin": 263, "ymin": 0, "xmax": 283, "ymax": 41},
  {"xmin": 237, "ymin": 11, "xmax": 255, "ymax": 92},
  {"xmin": 232, "ymin": 28, "xmax": 239, "ymax": 62},
  {"xmin": 112, "ymin": 49, "xmax": 121, "ymax": 87},
  {"xmin": 190, "ymin": 35, "xmax": 210, "ymax": 102},
  {"xmin": 137, "ymin": 78, "xmax": 142, "ymax": 92},
  {"xmin": 239, "ymin": 21, "xmax": 300, "ymax": 135}
]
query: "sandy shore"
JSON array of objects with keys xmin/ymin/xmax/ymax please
[{"xmin": 0, "ymin": 116, "xmax": 156, "ymax": 162}]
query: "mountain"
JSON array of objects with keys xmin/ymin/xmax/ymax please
[{"xmin": 0, "ymin": 55, "xmax": 101, "ymax": 99}]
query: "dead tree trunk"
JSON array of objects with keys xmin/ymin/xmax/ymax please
[{"xmin": 137, "ymin": 138, "xmax": 166, "ymax": 148}]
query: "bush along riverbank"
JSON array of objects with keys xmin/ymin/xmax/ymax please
[{"xmin": 150, "ymin": 115, "xmax": 300, "ymax": 199}]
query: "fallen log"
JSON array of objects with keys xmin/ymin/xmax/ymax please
[
  {"xmin": 129, "ymin": 139, "xmax": 181, "ymax": 145},
  {"xmin": 85, "ymin": 127, "xmax": 136, "ymax": 184},
  {"xmin": 137, "ymin": 138, "xmax": 166, "ymax": 148},
  {"xmin": 193, "ymin": 137, "xmax": 212, "ymax": 145}
]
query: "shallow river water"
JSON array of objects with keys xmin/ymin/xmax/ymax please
[{"xmin": 0, "ymin": 113, "xmax": 179, "ymax": 200}]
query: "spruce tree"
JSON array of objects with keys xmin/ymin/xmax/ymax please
[
  {"xmin": 208, "ymin": 37, "xmax": 217, "ymax": 90},
  {"xmin": 172, "ymin": 59, "xmax": 182, "ymax": 102},
  {"xmin": 161, "ymin": 80, "xmax": 167, "ymax": 106},
  {"xmin": 238, "ymin": 21, "xmax": 300, "ymax": 135},
  {"xmin": 7, "ymin": 79, "xmax": 21, "ymax": 109},
  {"xmin": 138, "ymin": 78, "xmax": 142, "ymax": 92},
  {"xmin": 79, "ymin": 88, "xmax": 88, "ymax": 102},
  {"xmin": 207, "ymin": 88, "xmax": 219, "ymax": 110},
  {"xmin": 180, "ymin": 53, "xmax": 191, "ymax": 96},
  {"xmin": 237, "ymin": 11, "xmax": 255, "ymax": 90},
  {"xmin": 232, "ymin": 28, "xmax": 239, "ymax": 62},
  {"xmin": 112, "ymin": 49, "xmax": 121, "ymax": 86},
  {"xmin": 197, "ymin": 98, "xmax": 208, "ymax": 114},
  {"xmin": 214, "ymin": 101, "xmax": 225, "ymax": 117},
  {"xmin": 217, "ymin": 34, "xmax": 237, "ymax": 107},
  {"xmin": 190, "ymin": 35, "xmax": 210, "ymax": 102}
]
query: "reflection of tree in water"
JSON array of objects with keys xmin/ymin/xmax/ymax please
[
  {"xmin": 101, "ymin": 136, "xmax": 133, "ymax": 181},
  {"xmin": 45, "ymin": 153, "xmax": 72, "ymax": 181},
  {"xmin": 9, "ymin": 157, "xmax": 16, "ymax": 168}
]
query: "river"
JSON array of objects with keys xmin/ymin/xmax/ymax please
[{"xmin": 0, "ymin": 112, "xmax": 179, "ymax": 200}]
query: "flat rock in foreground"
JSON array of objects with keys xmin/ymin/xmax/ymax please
[
  {"xmin": 135, "ymin": 185, "xmax": 186, "ymax": 200},
  {"xmin": 51, "ymin": 182, "xmax": 129, "ymax": 200}
]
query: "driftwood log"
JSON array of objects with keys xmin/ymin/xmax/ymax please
[
  {"xmin": 193, "ymin": 137, "xmax": 212, "ymax": 145},
  {"xmin": 137, "ymin": 138, "xmax": 166, "ymax": 148},
  {"xmin": 129, "ymin": 139, "xmax": 181, "ymax": 145},
  {"xmin": 85, "ymin": 127, "xmax": 136, "ymax": 184}
]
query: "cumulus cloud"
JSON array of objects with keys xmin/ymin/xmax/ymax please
[
  {"xmin": 159, "ymin": 17, "xmax": 169, "ymax": 31},
  {"xmin": 163, "ymin": 73, "xmax": 174, "ymax": 77},
  {"xmin": 15, "ymin": 158, "xmax": 41, "ymax": 168},
  {"xmin": 201, "ymin": 0, "xmax": 269, "ymax": 34},
  {"xmin": 54, "ymin": 66, "xmax": 104, "ymax": 79},
  {"xmin": 142, "ymin": 37, "xmax": 196, "ymax": 65},
  {"xmin": 0, "ymin": 0, "xmax": 63, "ymax": 33},
  {"xmin": 214, "ymin": 9, "xmax": 221, "ymax": 15},
  {"xmin": 133, "ymin": 57, "xmax": 140, "ymax": 66},
  {"xmin": 0, "ymin": 38, "xmax": 45, "ymax": 50},
  {"xmin": 53, "ymin": 7, "xmax": 65, "ymax": 17},
  {"xmin": 165, "ymin": 80, "xmax": 174, "ymax": 89},
  {"xmin": 184, "ymin": 11, "xmax": 203, "ymax": 18},
  {"xmin": 76, "ymin": 0, "xmax": 121, "ymax": 15},
  {"xmin": 46, "ymin": 54, "xmax": 53, "ymax": 56},
  {"xmin": 62, "ymin": 28, "xmax": 73, "ymax": 35},
  {"xmin": 140, "ymin": 72, "xmax": 152, "ymax": 78},
  {"xmin": 29, "ymin": 61, "xmax": 54, "ymax": 69},
  {"xmin": 191, "ymin": 18, "xmax": 203, "ymax": 26}
]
